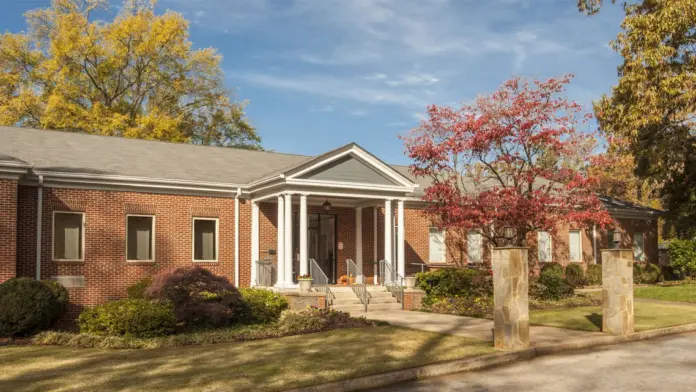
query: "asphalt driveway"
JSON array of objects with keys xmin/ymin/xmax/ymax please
[{"xmin": 378, "ymin": 332, "xmax": 696, "ymax": 392}]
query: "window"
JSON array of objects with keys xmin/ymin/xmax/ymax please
[
  {"xmin": 569, "ymin": 230, "xmax": 582, "ymax": 262},
  {"xmin": 53, "ymin": 212, "xmax": 84, "ymax": 261},
  {"xmin": 428, "ymin": 227, "xmax": 446, "ymax": 263},
  {"xmin": 538, "ymin": 231, "xmax": 552, "ymax": 262},
  {"xmin": 193, "ymin": 218, "xmax": 218, "ymax": 261},
  {"xmin": 467, "ymin": 231, "xmax": 482, "ymax": 263},
  {"xmin": 633, "ymin": 232, "xmax": 645, "ymax": 262},
  {"xmin": 127, "ymin": 215, "xmax": 155, "ymax": 261}
]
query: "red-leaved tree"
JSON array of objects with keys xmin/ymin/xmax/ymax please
[{"xmin": 403, "ymin": 75, "xmax": 612, "ymax": 249}]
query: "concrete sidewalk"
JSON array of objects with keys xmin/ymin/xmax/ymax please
[{"xmin": 358, "ymin": 310, "xmax": 603, "ymax": 345}]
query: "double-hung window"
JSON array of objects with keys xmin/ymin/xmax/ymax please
[
  {"xmin": 633, "ymin": 232, "xmax": 645, "ymax": 262},
  {"xmin": 467, "ymin": 231, "xmax": 483, "ymax": 264},
  {"xmin": 537, "ymin": 231, "xmax": 552, "ymax": 262},
  {"xmin": 127, "ymin": 215, "xmax": 155, "ymax": 261},
  {"xmin": 53, "ymin": 212, "xmax": 84, "ymax": 261},
  {"xmin": 428, "ymin": 227, "xmax": 446, "ymax": 263},
  {"xmin": 569, "ymin": 230, "xmax": 582, "ymax": 262},
  {"xmin": 193, "ymin": 218, "xmax": 218, "ymax": 261}
]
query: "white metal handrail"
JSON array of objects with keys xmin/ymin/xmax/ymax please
[
  {"xmin": 346, "ymin": 258, "xmax": 358, "ymax": 279},
  {"xmin": 310, "ymin": 258, "xmax": 334, "ymax": 304},
  {"xmin": 379, "ymin": 259, "xmax": 404, "ymax": 308}
]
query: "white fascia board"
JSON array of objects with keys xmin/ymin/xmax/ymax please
[
  {"xmin": 287, "ymin": 146, "xmax": 417, "ymax": 189},
  {"xmin": 31, "ymin": 171, "xmax": 249, "ymax": 196},
  {"xmin": 0, "ymin": 160, "xmax": 33, "ymax": 179},
  {"xmin": 286, "ymin": 178, "xmax": 415, "ymax": 193}
]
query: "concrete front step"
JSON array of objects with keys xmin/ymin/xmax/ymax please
[
  {"xmin": 368, "ymin": 296, "xmax": 399, "ymax": 304},
  {"xmin": 331, "ymin": 298, "xmax": 364, "ymax": 305},
  {"xmin": 332, "ymin": 302, "xmax": 403, "ymax": 313}
]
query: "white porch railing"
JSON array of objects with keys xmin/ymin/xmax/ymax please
[{"xmin": 379, "ymin": 259, "xmax": 404, "ymax": 308}]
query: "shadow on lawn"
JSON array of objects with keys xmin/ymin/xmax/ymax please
[{"xmin": 585, "ymin": 313, "xmax": 602, "ymax": 330}]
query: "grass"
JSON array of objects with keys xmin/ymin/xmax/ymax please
[
  {"xmin": 0, "ymin": 326, "xmax": 493, "ymax": 392},
  {"xmin": 530, "ymin": 302, "xmax": 696, "ymax": 332},
  {"xmin": 634, "ymin": 283, "xmax": 696, "ymax": 303}
]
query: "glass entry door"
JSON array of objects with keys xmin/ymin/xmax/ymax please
[{"xmin": 293, "ymin": 213, "xmax": 337, "ymax": 283}]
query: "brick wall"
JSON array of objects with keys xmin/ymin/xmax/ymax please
[
  {"xmin": 0, "ymin": 179, "xmax": 17, "ymax": 282},
  {"xmin": 15, "ymin": 186, "xmax": 248, "ymax": 319}
]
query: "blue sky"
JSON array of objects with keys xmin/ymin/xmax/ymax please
[{"xmin": 1, "ymin": 0, "xmax": 625, "ymax": 164}]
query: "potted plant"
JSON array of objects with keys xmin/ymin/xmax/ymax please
[
  {"xmin": 338, "ymin": 275, "xmax": 349, "ymax": 285},
  {"xmin": 404, "ymin": 275, "xmax": 417, "ymax": 289},
  {"xmin": 297, "ymin": 274, "xmax": 313, "ymax": 292}
]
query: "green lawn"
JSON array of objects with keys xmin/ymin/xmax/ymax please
[
  {"xmin": 634, "ymin": 284, "xmax": 696, "ymax": 303},
  {"xmin": 530, "ymin": 302, "xmax": 696, "ymax": 332},
  {"xmin": 0, "ymin": 326, "xmax": 493, "ymax": 392}
]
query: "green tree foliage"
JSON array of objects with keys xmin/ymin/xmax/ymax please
[
  {"xmin": 580, "ymin": 0, "xmax": 696, "ymax": 235},
  {"xmin": 0, "ymin": 0, "xmax": 260, "ymax": 149}
]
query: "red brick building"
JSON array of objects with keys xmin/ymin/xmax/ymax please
[{"xmin": 0, "ymin": 127, "xmax": 662, "ymax": 314}]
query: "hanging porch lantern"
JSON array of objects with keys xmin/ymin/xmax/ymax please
[
  {"xmin": 503, "ymin": 226, "xmax": 516, "ymax": 241},
  {"xmin": 612, "ymin": 229, "xmax": 622, "ymax": 245},
  {"xmin": 322, "ymin": 199, "xmax": 332, "ymax": 212}
]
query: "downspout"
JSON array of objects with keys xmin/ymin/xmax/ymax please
[
  {"xmin": 592, "ymin": 224, "xmax": 598, "ymax": 264},
  {"xmin": 36, "ymin": 175, "xmax": 43, "ymax": 280},
  {"xmin": 234, "ymin": 188, "xmax": 241, "ymax": 287}
]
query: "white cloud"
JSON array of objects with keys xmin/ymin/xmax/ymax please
[
  {"xmin": 310, "ymin": 104, "xmax": 335, "ymax": 113},
  {"xmin": 349, "ymin": 109, "xmax": 368, "ymax": 116}
]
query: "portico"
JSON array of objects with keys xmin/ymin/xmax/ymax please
[{"xmin": 247, "ymin": 143, "xmax": 419, "ymax": 288}]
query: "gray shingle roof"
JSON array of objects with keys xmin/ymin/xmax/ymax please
[{"xmin": 0, "ymin": 126, "xmax": 310, "ymax": 184}]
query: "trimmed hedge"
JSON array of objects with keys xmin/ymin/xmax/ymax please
[
  {"xmin": 586, "ymin": 264, "xmax": 602, "ymax": 285},
  {"xmin": 564, "ymin": 264, "xmax": 586, "ymax": 288},
  {"xmin": 145, "ymin": 267, "xmax": 249, "ymax": 328},
  {"xmin": 127, "ymin": 277, "xmax": 152, "ymax": 299},
  {"xmin": 78, "ymin": 299, "xmax": 176, "ymax": 338},
  {"xmin": 0, "ymin": 278, "xmax": 66, "ymax": 337},
  {"xmin": 416, "ymin": 268, "xmax": 492, "ymax": 298},
  {"xmin": 239, "ymin": 288, "xmax": 289, "ymax": 324},
  {"xmin": 531, "ymin": 274, "xmax": 574, "ymax": 301},
  {"xmin": 540, "ymin": 262, "xmax": 564, "ymax": 279},
  {"xmin": 42, "ymin": 280, "xmax": 69, "ymax": 314},
  {"xmin": 668, "ymin": 239, "xmax": 696, "ymax": 277},
  {"xmin": 640, "ymin": 263, "xmax": 663, "ymax": 284}
]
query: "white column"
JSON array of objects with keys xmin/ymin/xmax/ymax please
[
  {"xmin": 275, "ymin": 195, "xmax": 285, "ymax": 288},
  {"xmin": 284, "ymin": 193, "xmax": 293, "ymax": 286},
  {"xmin": 250, "ymin": 201, "xmax": 259, "ymax": 286},
  {"xmin": 384, "ymin": 199, "xmax": 393, "ymax": 283},
  {"xmin": 299, "ymin": 194, "xmax": 308, "ymax": 276},
  {"xmin": 397, "ymin": 199, "xmax": 406, "ymax": 278},
  {"xmin": 355, "ymin": 207, "xmax": 364, "ymax": 283},
  {"xmin": 373, "ymin": 207, "xmax": 378, "ymax": 285}
]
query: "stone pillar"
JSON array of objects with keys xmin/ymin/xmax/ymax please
[
  {"xmin": 601, "ymin": 249, "xmax": 634, "ymax": 335},
  {"xmin": 492, "ymin": 247, "xmax": 530, "ymax": 350}
]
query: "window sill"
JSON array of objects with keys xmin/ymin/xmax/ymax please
[
  {"xmin": 52, "ymin": 259, "xmax": 84, "ymax": 263},
  {"xmin": 127, "ymin": 260, "xmax": 156, "ymax": 265},
  {"xmin": 193, "ymin": 260, "xmax": 219, "ymax": 263}
]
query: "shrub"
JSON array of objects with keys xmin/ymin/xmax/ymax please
[
  {"xmin": 586, "ymin": 264, "xmax": 602, "ymax": 286},
  {"xmin": 416, "ymin": 268, "xmax": 492, "ymax": 298},
  {"xmin": 564, "ymin": 264, "xmax": 587, "ymax": 288},
  {"xmin": 78, "ymin": 299, "xmax": 176, "ymax": 338},
  {"xmin": 239, "ymin": 288, "xmax": 289, "ymax": 324},
  {"xmin": 145, "ymin": 267, "xmax": 249, "ymax": 328},
  {"xmin": 540, "ymin": 262, "xmax": 564, "ymax": 279},
  {"xmin": 668, "ymin": 239, "xmax": 696, "ymax": 277},
  {"xmin": 278, "ymin": 307, "xmax": 375, "ymax": 334},
  {"xmin": 421, "ymin": 296, "xmax": 493, "ymax": 318},
  {"xmin": 42, "ymin": 280, "xmax": 69, "ymax": 314},
  {"xmin": 530, "ymin": 274, "xmax": 574, "ymax": 301},
  {"xmin": 0, "ymin": 278, "xmax": 65, "ymax": 337},
  {"xmin": 127, "ymin": 277, "xmax": 152, "ymax": 299},
  {"xmin": 633, "ymin": 263, "xmax": 645, "ymax": 284},
  {"xmin": 641, "ymin": 263, "xmax": 663, "ymax": 284}
]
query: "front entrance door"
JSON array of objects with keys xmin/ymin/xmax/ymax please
[{"xmin": 293, "ymin": 213, "xmax": 337, "ymax": 283}]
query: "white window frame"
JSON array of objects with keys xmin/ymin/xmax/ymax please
[
  {"xmin": 569, "ymin": 229, "xmax": 582, "ymax": 263},
  {"xmin": 428, "ymin": 226, "xmax": 447, "ymax": 263},
  {"xmin": 126, "ymin": 214, "xmax": 156, "ymax": 262},
  {"xmin": 537, "ymin": 231, "xmax": 553, "ymax": 263},
  {"xmin": 192, "ymin": 217, "xmax": 219, "ymax": 262},
  {"xmin": 52, "ymin": 211, "xmax": 85, "ymax": 262}
]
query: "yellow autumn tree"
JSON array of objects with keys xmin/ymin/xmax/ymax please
[{"xmin": 0, "ymin": 0, "xmax": 260, "ymax": 149}]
